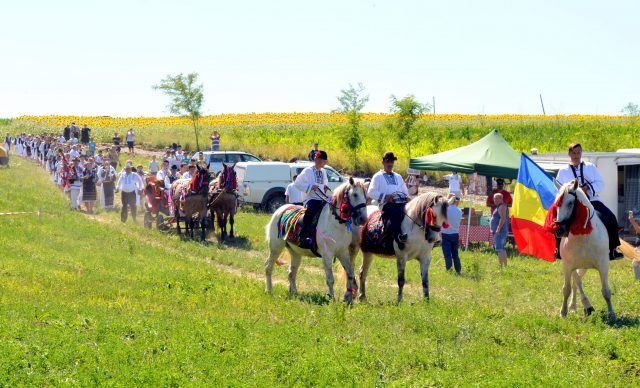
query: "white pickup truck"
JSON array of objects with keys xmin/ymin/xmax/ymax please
[{"xmin": 236, "ymin": 161, "xmax": 346, "ymax": 212}]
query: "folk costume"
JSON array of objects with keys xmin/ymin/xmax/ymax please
[
  {"xmin": 367, "ymin": 152, "xmax": 410, "ymax": 248},
  {"xmin": 116, "ymin": 166, "xmax": 144, "ymax": 223},
  {"xmin": 294, "ymin": 150, "xmax": 329, "ymax": 248},
  {"xmin": 69, "ymin": 163, "xmax": 84, "ymax": 210},
  {"xmin": 82, "ymin": 164, "xmax": 98, "ymax": 203},
  {"xmin": 557, "ymin": 161, "xmax": 621, "ymax": 259},
  {"xmin": 98, "ymin": 164, "xmax": 117, "ymax": 209}
]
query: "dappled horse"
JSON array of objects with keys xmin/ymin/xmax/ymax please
[
  {"xmin": 546, "ymin": 180, "xmax": 616, "ymax": 320},
  {"xmin": 170, "ymin": 164, "xmax": 211, "ymax": 241},
  {"xmin": 265, "ymin": 178, "xmax": 368, "ymax": 302},
  {"xmin": 358, "ymin": 192, "xmax": 449, "ymax": 302},
  {"xmin": 209, "ymin": 163, "xmax": 238, "ymax": 240}
]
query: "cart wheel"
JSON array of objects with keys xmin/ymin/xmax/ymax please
[{"xmin": 144, "ymin": 212, "xmax": 153, "ymax": 229}]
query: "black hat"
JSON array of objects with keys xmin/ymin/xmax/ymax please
[
  {"xmin": 315, "ymin": 150, "xmax": 328, "ymax": 160},
  {"xmin": 382, "ymin": 151, "xmax": 397, "ymax": 162},
  {"xmin": 496, "ymin": 178, "xmax": 505, "ymax": 184}
]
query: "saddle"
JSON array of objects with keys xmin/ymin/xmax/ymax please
[
  {"xmin": 277, "ymin": 206, "xmax": 321, "ymax": 257},
  {"xmin": 360, "ymin": 210, "xmax": 396, "ymax": 256}
]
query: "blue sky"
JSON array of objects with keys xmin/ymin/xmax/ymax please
[{"xmin": 1, "ymin": 0, "xmax": 638, "ymax": 117}]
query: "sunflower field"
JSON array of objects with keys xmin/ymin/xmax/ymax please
[{"xmin": 7, "ymin": 113, "xmax": 640, "ymax": 174}]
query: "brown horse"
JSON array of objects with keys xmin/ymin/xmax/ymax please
[
  {"xmin": 209, "ymin": 163, "xmax": 238, "ymax": 240},
  {"xmin": 171, "ymin": 164, "xmax": 211, "ymax": 241}
]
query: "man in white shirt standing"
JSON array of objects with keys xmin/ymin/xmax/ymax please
[
  {"xmin": 556, "ymin": 143, "xmax": 622, "ymax": 260},
  {"xmin": 444, "ymin": 171, "xmax": 464, "ymax": 197},
  {"xmin": 116, "ymin": 160, "xmax": 144, "ymax": 223},
  {"xmin": 286, "ymin": 174, "xmax": 305, "ymax": 206},
  {"xmin": 294, "ymin": 150, "xmax": 330, "ymax": 248},
  {"xmin": 368, "ymin": 151, "xmax": 410, "ymax": 249}
]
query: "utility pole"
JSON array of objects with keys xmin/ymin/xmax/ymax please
[
  {"xmin": 432, "ymin": 96, "xmax": 436, "ymax": 115},
  {"xmin": 539, "ymin": 94, "xmax": 546, "ymax": 115}
]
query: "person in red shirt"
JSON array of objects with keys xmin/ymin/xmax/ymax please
[{"xmin": 486, "ymin": 178, "xmax": 512, "ymax": 213}]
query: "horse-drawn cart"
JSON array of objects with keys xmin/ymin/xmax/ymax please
[{"xmin": 143, "ymin": 175, "xmax": 171, "ymax": 230}]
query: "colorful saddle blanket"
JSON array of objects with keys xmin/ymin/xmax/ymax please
[
  {"xmin": 277, "ymin": 205, "xmax": 320, "ymax": 256},
  {"xmin": 360, "ymin": 210, "xmax": 395, "ymax": 256}
]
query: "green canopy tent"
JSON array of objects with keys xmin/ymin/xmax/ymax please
[
  {"xmin": 409, "ymin": 129, "xmax": 520, "ymax": 250},
  {"xmin": 409, "ymin": 129, "xmax": 520, "ymax": 179}
]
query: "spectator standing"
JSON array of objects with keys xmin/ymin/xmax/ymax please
[
  {"xmin": 490, "ymin": 193, "xmax": 509, "ymax": 268},
  {"xmin": 441, "ymin": 195, "xmax": 463, "ymax": 274},
  {"xmin": 308, "ymin": 143, "xmax": 319, "ymax": 161},
  {"xmin": 108, "ymin": 146, "xmax": 119, "ymax": 170},
  {"xmin": 211, "ymin": 131, "xmax": 220, "ymax": 151},
  {"xmin": 69, "ymin": 158, "xmax": 84, "ymax": 210},
  {"xmin": 88, "ymin": 138, "xmax": 96, "ymax": 156},
  {"xmin": 285, "ymin": 174, "xmax": 305, "ymax": 205},
  {"xmin": 444, "ymin": 171, "xmax": 464, "ymax": 197},
  {"xmin": 126, "ymin": 129, "xmax": 135, "ymax": 154},
  {"xmin": 113, "ymin": 132, "xmax": 121, "ymax": 153},
  {"xmin": 81, "ymin": 124, "xmax": 91, "ymax": 144},
  {"xmin": 116, "ymin": 161, "xmax": 143, "ymax": 223},
  {"xmin": 486, "ymin": 178, "xmax": 512, "ymax": 214}
]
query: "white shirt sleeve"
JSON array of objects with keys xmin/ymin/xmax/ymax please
[
  {"xmin": 585, "ymin": 163, "xmax": 605, "ymax": 194},
  {"xmin": 367, "ymin": 173, "xmax": 384, "ymax": 203},
  {"xmin": 294, "ymin": 168, "xmax": 313, "ymax": 193}
]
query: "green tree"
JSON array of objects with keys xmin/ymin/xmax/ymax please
[
  {"xmin": 153, "ymin": 73, "xmax": 205, "ymax": 150},
  {"xmin": 335, "ymin": 83, "xmax": 369, "ymax": 170},
  {"xmin": 621, "ymin": 102, "xmax": 640, "ymax": 116},
  {"xmin": 390, "ymin": 94, "xmax": 430, "ymax": 158}
]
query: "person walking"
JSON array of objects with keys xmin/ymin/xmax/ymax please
[
  {"xmin": 113, "ymin": 132, "xmax": 121, "ymax": 153},
  {"xmin": 116, "ymin": 161, "xmax": 144, "ymax": 223},
  {"xmin": 490, "ymin": 193, "xmax": 509, "ymax": 268},
  {"xmin": 441, "ymin": 194, "xmax": 463, "ymax": 273},
  {"xmin": 98, "ymin": 159, "xmax": 117, "ymax": 210},
  {"xmin": 211, "ymin": 131, "xmax": 220, "ymax": 151},
  {"xmin": 68, "ymin": 158, "xmax": 84, "ymax": 210},
  {"xmin": 126, "ymin": 129, "xmax": 135, "ymax": 154},
  {"xmin": 82, "ymin": 158, "xmax": 98, "ymax": 214}
]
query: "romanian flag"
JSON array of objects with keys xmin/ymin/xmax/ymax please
[{"xmin": 511, "ymin": 154, "xmax": 558, "ymax": 262}]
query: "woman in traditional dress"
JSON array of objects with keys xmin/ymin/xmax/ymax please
[
  {"xmin": 98, "ymin": 159, "xmax": 117, "ymax": 210},
  {"xmin": 82, "ymin": 158, "xmax": 98, "ymax": 214}
]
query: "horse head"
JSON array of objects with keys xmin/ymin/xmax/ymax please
[
  {"xmin": 424, "ymin": 195, "xmax": 449, "ymax": 243},
  {"xmin": 331, "ymin": 177, "xmax": 368, "ymax": 227},
  {"xmin": 219, "ymin": 162, "xmax": 237, "ymax": 192},
  {"xmin": 190, "ymin": 163, "xmax": 212, "ymax": 194},
  {"xmin": 555, "ymin": 179, "xmax": 594, "ymax": 237}
]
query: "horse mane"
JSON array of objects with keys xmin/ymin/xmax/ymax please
[
  {"xmin": 405, "ymin": 192, "xmax": 442, "ymax": 224},
  {"xmin": 330, "ymin": 179, "xmax": 366, "ymax": 206}
]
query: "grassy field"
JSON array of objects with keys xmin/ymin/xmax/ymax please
[
  {"xmin": 6, "ymin": 114, "xmax": 640, "ymax": 175},
  {"xmin": 1, "ymin": 154, "xmax": 640, "ymax": 385}
]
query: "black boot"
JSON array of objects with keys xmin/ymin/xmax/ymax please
[{"xmin": 610, "ymin": 249, "xmax": 624, "ymax": 260}]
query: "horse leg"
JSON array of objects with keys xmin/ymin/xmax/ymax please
[
  {"xmin": 287, "ymin": 251, "xmax": 302, "ymax": 298},
  {"xmin": 221, "ymin": 213, "xmax": 228, "ymax": 241},
  {"xmin": 359, "ymin": 252, "xmax": 373, "ymax": 302},
  {"xmin": 598, "ymin": 266, "xmax": 615, "ymax": 321},
  {"xmin": 397, "ymin": 256, "xmax": 407, "ymax": 304},
  {"xmin": 322, "ymin": 255, "xmax": 335, "ymax": 300},
  {"xmin": 569, "ymin": 270, "xmax": 578, "ymax": 312},
  {"xmin": 265, "ymin": 230, "xmax": 286, "ymax": 294},
  {"xmin": 200, "ymin": 215, "xmax": 206, "ymax": 241},
  {"xmin": 174, "ymin": 204, "xmax": 181, "ymax": 235},
  {"xmin": 229, "ymin": 212, "xmax": 235, "ymax": 239},
  {"xmin": 419, "ymin": 254, "xmax": 432, "ymax": 300},
  {"xmin": 575, "ymin": 269, "xmax": 594, "ymax": 315},
  {"xmin": 560, "ymin": 265, "xmax": 572, "ymax": 318},
  {"xmin": 336, "ymin": 250, "xmax": 356, "ymax": 304}
]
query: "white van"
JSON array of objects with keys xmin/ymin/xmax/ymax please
[{"xmin": 236, "ymin": 161, "xmax": 346, "ymax": 212}]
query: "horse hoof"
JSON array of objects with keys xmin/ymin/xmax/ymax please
[
  {"xmin": 608, "ymin": 313, "xmax": 616, "ymax": 321},
  {"xmin": 584, "ymin": 306, "xmax": 595, "ymax": 316},
  {"xmin": 344, "ymin": 293, "xmax": 353, "ymax": 305}
]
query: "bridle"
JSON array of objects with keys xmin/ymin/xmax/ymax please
[{"xmin": 316, "ymin": 186, "xmax": 366, "ymax": 225}]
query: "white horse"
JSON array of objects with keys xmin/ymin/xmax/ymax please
[
  {"xmin": 265, "ymin": 178, "xmax": 368, "ymax": 302},
  {"xmin": 554, "ymin": 180, "xmax": 615, "ymax": 320},
  {"xmin": 357, "ymin": 192, "xmax": 449, "ymax": 302}
]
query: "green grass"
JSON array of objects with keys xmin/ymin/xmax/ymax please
[{"xmin": 1, "ymin": 156, "xmax": 640, "ymax": 385}]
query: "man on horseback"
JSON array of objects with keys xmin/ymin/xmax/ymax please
[
  {"xmin": 556, "ymin": 143, "xmax": 622, "ymax": 260},
  {"xmin": 294, "ymin": 150, "xmax": 330, "ymax": 249},
  {"xmin": 368, "ymin": 151, "xmax": 410, "ymax": 249}
]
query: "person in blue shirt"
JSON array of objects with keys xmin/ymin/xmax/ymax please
[
  {"xmin": 88, "ymin": 138, "xmax": 96, "ymax": 156},
  {"xmin": 441, "ymin": 194, "xmax": 463, "ymax": 273}
]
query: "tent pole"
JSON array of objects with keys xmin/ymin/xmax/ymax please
[{"xmin": 465, "ymin": 174, "xmax": 475, "ymax": 251}]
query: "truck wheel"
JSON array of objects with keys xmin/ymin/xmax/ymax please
[{"xmin": 265, "ymin": 194, "xmax": 285, "ymax": 213}]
